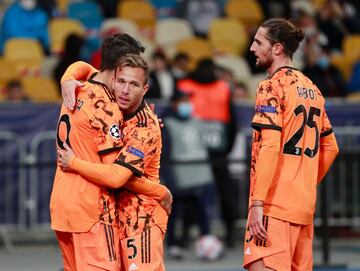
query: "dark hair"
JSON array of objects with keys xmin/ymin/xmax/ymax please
[
  {"xmin": 100, "ymin": 33, "xmax": 145, "ymax": 71},
  {"xmin": 261, "ymin": 18, "xmax": 305, "ymax": 58},
  {"xmin": 116, "ymin": 54, "xmax": 150, "ymax": 84},
  {"xmin": 189, "ymin": 58, "xmax": 217, "ymax": 84},
  {"xmin": 6, "ymin": 79, "xmax": 22, "ymax": 89}
]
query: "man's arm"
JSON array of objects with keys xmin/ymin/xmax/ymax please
[
  {"xmin": 248, "ymin": 129, "xmax": 281, "ymax": 241},
  {"xmin": 61, "ymin": 61, "xmax": 98, "ymax": 110},
  {"xmin": 58, "ymin": 144, "xmax": 168, "ymax": 201},
  {"xmin": 317, "ymin": 132, "xmax": 339, "ymax": 184}
]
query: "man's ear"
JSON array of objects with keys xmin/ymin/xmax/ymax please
[
  {"xmin": 273, "ymin": 43, "xmax": 283, "ymax": 56},
  {"xmin": 143, "ymin": 84, "xmax": 149, "ymax": 96}
]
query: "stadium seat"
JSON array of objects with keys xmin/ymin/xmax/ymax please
[
  {"xmin": 21, "ymin": 77, "xmax": 60, "ymax": 103},
  {"xmin": 116, "ymin": 0, "xmax": 156, "ymax": 38},
  {"xmin": 176, "ymin": 37, "xmax": 213, "ymax": 70},
  {"xmin": 49, "ymin": 18, "xmax": 85, "ymax": 54},
  {"xmin": 343, "ymin": 35, "xmax": 360, "ymax": 66},
  {"xmin": 225, "ymin": 0, "xmax": 264, "ymax": 27},
  {"xmin": 101, "ymin": 18, "xmax": 140, "ymax": 38},
  {"xmin": 209, "ymin": 18, "xmax": 248, "ymax": 56},
  {"xmin": 155, "ymin": 18, "xmax": 193, "ymax": 57},
  {"xmin": 214, "ymin": 55, "xmax": 251, "ymax": 84},
  {"xmin": 0, "ymin": 58, "xmax": 18, "ymax": 97},
  {"xmin": 67, "ymin": 1, "xmax": 104, "ymax": 29},
  {"xmin": 0, "ymin": 58, "xmax": 17, "ymax": 84},
  {"xmin": 3, "ymin": 38, "xmax": 44, "ymax": 76}
]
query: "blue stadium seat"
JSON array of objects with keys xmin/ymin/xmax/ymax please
[{"xmin": 67, "ymin": 1, "xmax": 104, "ymax": 30}]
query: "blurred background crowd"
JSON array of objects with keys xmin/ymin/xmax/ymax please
[{"xmin": 1, "ymin": 0, "xmax": 360, "ymax": 264}]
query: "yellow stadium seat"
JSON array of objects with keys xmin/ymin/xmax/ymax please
[
  {"xmin": 225, "ymin": 0, "xmax": 264, "ymax": 27},
  {"xmin": 209, "ymin": 18, "xmax": 248, "ymax": 56},
  {"xmin": 21, "ymin": 77, "xmax": 61, "ymax": 103},
  {"xmin": 0, "ymin": 58, "xmax": 18, "ymax": 86},
  {"xmin": 176, "ymin": 37, "xmax": 213, "ymax": 70},
  {"xmin": 330, "ymin": 53, "xmax": 351, "ymax": 80},
  {"xmin": 155, "ymin": 18, "xmax": 194, "ymax": 58},
  {"xmin": 4, "ymin": 38, "xmax": 43, "ymax": 61},
  {"xmin": 117, "ymin": 0, "xmax": 156, "ymax": 38},
  {"xmin": 49, "ymin": 18, "xmax": 85, "ymax": 54},
  {"xmin": 214, "ymin": 55, "xmax": 251, "ymax": 83},
  {"xmin": 343, "ymin": 35, "xmax": 360, "ymax": 65},
  {"xmin": 3, "ymin": 38, "xmax": 44, "ymax": 75}
]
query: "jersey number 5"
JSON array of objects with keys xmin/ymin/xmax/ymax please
[{"xmin": 283, "ymin": 105, "xmax": 320, "ymax": 158}]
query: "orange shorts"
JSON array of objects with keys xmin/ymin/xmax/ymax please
[
  {"xmin": 56, "ymin": 222, "xmax": 120, "ymax": 271},
  {"xmin": 243, "ymin": 216, "xmax": 313, "ymax": 271},
  {"xmin": 120, "ymin": 226, "xmax": 165, "ymax": 271}
]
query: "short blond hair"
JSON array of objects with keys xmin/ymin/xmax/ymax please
[{"xmin": 115, "ymin": 53, "xmax": 149, "ymax": 83}]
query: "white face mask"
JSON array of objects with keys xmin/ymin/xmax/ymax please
[{"xmin": 19, "ymin": 0, "xmax": 36, "ymax": 11}]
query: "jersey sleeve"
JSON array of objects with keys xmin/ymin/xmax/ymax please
[
  {"xmin": 320, "ymin": 110, "xmax": 333, "ymax": 137},
  {"xmin": 61, "ymin": 61, "xmax": 98, "ymax": 83},
  {"xmin": 252, "ymin": 80, "xmax": 283, "ymax": 132},
  {"xmin": 114, "ymin": 126, "xmax": 155, "ymax": 177}
]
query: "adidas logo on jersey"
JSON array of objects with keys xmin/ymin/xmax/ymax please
[
  {"xmin": 245, "ymin": 247, "xmax": 251, "ymax": 255},
  {"xmin": 128, "ymin": 262, "xmax": 138, "ymax": 271}
]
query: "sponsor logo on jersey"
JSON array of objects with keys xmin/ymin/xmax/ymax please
[
  {"xmin": 256, "ymin": 105, "xmax": 276, "ymax": 113},
  {"xmin": 127, "ymin": 146, "xmax": 144, "ymax": 159},
  {"xmin": 245, "ymin": 247, "xmax": 251, "ymax": 255}
]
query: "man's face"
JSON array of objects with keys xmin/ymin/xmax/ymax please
[
  {"xmin": 113, "ymin": 66, "xmax": 149, "ymax": 114},
  {"xmin": 250, "ymin": 27, "xmax": 273, "ymax": 70}
]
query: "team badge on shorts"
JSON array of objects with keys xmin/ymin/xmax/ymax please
[{"xmin": 109, "ymin": 124, "xmax": 121, "ymax": 140}]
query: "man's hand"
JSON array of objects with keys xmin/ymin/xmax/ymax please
[
  {"xmin": 62, "ymin": 80, "xmax": 84, "ymax": 110},
  {"xmin": 248, "ymin": 205, "xmax": 267, "ymax": 241},
  {"xmin": 58, "ymin": 143, "xmax": 76, "ymax": 172},
  {"xmin": 160, "ymin": 188, "xmax": 173, "ymax": 215}
]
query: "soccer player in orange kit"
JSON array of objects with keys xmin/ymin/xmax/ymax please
[
  {"xmin": 58, "ymin": 54, "xmax": 168, "ymax": 271},
  {"xmin": 243, "ymin": 18, "xmax": 339, "ymax": 271},
  {"xmin": 51, "ymin": 34, "xmax": 171, "ymax": 271}
]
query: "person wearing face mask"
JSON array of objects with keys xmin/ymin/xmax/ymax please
[
  {"xmin": 161, "ymin": 91, "xmax": 215, "ymax": 259},
  {"xmin": 0, "ymin": 0, "xmax": 49, "ymax": 54},
  {"xmin": 302, "ymin": 43, "xmax": 347, "ymax": 97}
]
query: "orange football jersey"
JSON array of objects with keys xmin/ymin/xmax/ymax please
[
  {"xmin": 114, "ymin": 102, "xmax": 167, "ymax": 238},
  {"xmin": 50, "ymin": 76, "xmax": 123, "ymax": 232},
  {"xmin": 250, "ymin": 67, "xmax": 334, "ymax": 225}
]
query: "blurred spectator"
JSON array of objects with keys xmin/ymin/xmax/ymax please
[
  {"xmin": 177, "ymin": 58, "xmax": 238, "ymax": 247},
  {"xmin": 176, "ymin": 0, "xmax": 222, "ymax": 37},
  {"xmin": 37, "ymin": 0, "xmax": 58, "ymax": 18},
  {"xmin": 162, "ymin": 91, "xmax": 214, "ymax": 259},
  {"xmin": 232, "ymin": 81, "xmax": 249, "ymax": 102},
  {"xmin": 303, "ymin": 44, "xmax": 347, "ymax": 97},
  {"xmin": 4, "ymin": 80, "xmax": 29, "ymax": 103},
  {"xmin": 97, "ymin": 0, "xmax": 118, "ymax": 18},
  {"xmin": 258, "ymin": 0, "xmax": 291, "ymax": 18},
  {"xmin": 53, "ymin": 33, "xmax": 84, "ymax": 92},
  {"xmin": 316, "ymin": 0, "xmax": 360, "ymax": 52},
  {"xmin": 171, "ymin": 52, "xmax": 190, "ymax": 80},
  {"xmin": 0, "ymin": 0, "xmax": 49, "ymax": 54},
  {"xmin": 146, "ymin": 50, "xmax": 177, "ymax": 100},
  {"xmin": 348, "ymin": 61, "xmax": 360, "ymax": 93}
]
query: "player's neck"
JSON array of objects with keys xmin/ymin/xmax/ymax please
[
  {"xmin": 268, "ymin": 57, "xmax": 293, "ymax": 77},
  {"xmin": 92, "ymin": 70, "xmax": 113, "ymax": 89}
]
